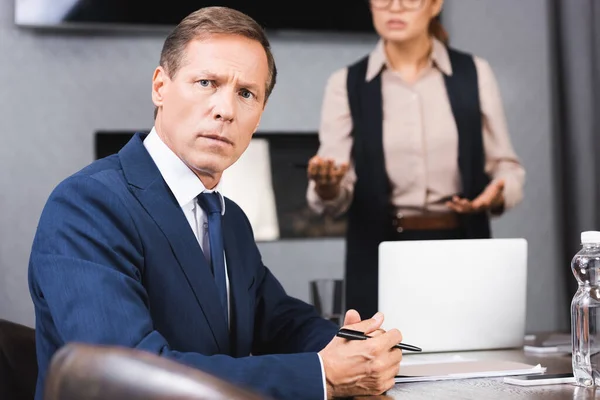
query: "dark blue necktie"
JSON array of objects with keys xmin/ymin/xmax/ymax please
[{"xmin": 197, "ymin": 192, "xmax": 228, "ymax": 326}]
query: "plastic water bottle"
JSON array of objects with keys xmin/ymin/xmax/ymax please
[{"xmin": 571, "ymin": 231, "xmax": 600, "ymax": 386}]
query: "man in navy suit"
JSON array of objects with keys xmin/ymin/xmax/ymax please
[{"xmin": 28, "ymin": 6, "xmax": 403, "ymax": 399}]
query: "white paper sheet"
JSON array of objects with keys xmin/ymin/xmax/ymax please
[{"xmin": 395, "ymin": 355, "xmax": 545, "ymax": 383}]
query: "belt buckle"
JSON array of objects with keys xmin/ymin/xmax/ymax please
[{"xmin": 394, "ymin": 212, "xmax": 404, "ymax": 233}]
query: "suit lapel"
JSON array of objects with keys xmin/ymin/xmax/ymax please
[{"xmin": 119, "ymin": 133, "xmax": 230, "ymax": 354}]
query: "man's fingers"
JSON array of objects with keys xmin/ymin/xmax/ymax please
[
  {"xmin": 369, "ymin": 328, "xmax": 403, "ymax": 353},
  {"xmin": 343, "ymin": 312, "xmax": 384, "ymax": 334},
  {"xmin": 381, "ymin": 356, "xmax": 402, "ymax": 380},
  {"xmin": 342, "ymin": 309, "xmax": 361, "ymax": 326},
  {"xmin": 369, "ymin": 328, "xmax": 386, "ymax": 338}
]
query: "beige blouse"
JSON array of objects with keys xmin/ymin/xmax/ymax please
[{"xmin": 307, "ymin": 39, "xmax": 525, "ymax": 217}]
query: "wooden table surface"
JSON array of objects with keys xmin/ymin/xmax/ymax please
[{"xmin": 356, "ymin": 347, "xmax": 600, "ymax": 400}]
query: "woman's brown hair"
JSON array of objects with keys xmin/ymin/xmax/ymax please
[{"xmin": 429, "ymin": 17, "xmax": 449, "ymax": 45}]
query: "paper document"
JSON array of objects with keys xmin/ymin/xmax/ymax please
[{"xmin": 395, "ymin": 355, "xmax": 545, "ymax": 383}]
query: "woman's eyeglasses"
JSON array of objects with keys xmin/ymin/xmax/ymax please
[{"xmin": 368, "ymin": 0, "xmax": 425, "ymax": 11}]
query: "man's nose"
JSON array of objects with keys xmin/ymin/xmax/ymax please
[{"xmin": 212, "ymin": 90, "xmax": 235, "ymax": 122}]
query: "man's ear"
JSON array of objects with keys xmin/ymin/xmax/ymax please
[{"xmin": 152, "ymin": 66, "xmax": 168, "ymax": 108}]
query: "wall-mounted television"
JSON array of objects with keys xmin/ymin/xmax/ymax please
[{"xmin": 15, "ymin": 0, "xmax": 374, "ymax": 33}]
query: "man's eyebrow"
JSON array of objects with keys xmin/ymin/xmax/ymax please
[
  {"xmin": 195, "ymin": 70, "xmax": 219, "ymax": 79},
  {"xmin": 195, "ymin": 70, "xmax": 261, "ymax": 93}
]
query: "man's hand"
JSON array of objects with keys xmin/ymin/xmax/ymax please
[
  {"xmin": 307, "ymin": 156, "xmax": 349, "ymax": 201},
  {"xmin": 446, "ymin": 179, "xmax": 505, "ymax": 214},
  {"xmin": 318, "ymin": 310, "xmax": 403, "ymax": 399}
]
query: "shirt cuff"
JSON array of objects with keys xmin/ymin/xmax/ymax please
[
  {"xmin": 501, "ymin": 175, "xmax": 523, "ymax": 210},
  {"xmin": 317, "ymin": 353, "xmax": 328, "ymax": 400}
]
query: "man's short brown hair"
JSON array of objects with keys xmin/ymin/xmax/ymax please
[{"xmin": 154, "ymin": 6, "xmax": 277, "ymax": 119}]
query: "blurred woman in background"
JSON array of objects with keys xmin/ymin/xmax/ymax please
[{"xmin": 307, "ymin": 0, "xmax": 525, "ymax": 318}]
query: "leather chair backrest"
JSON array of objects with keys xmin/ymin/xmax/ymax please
[
  {"xmin": 0, "ymin": 319, "xmax": 37, "ymax": 400},
  {"xmin": 44, "ymin": 343, "xmax": 269, "ymax": 400}
]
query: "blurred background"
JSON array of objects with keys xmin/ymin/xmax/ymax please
[{"xmin": 1, "ymin": 0, "xmax": 598, "ymax": 333}]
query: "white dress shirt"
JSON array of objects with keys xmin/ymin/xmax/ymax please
[
  {"xmin": 143, "ymin": 128, "xmax": 230, "ymax": 323},
  {"xmin": 143, "ymin": 127, "xmax": 327, "ymax": 399}
]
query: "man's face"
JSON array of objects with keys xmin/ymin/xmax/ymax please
[{"xmin": 152, "ymin": 34, "xmax": 269, "ymax": 186}]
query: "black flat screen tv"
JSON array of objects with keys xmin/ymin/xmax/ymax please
[{"xmin": 15, "ymin": 0, "xmax": 374, "ymax": 33}]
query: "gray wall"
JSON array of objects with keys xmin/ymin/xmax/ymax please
[
  {"xmin": 0, "ymin": 0, "xmax": 567, "ymax": 332},
  {"xmin": 442, "ymin": 0, "xmax": 567, "ymax": 332}
]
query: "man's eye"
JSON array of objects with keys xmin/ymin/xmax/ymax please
[
  {"xmin": 240, "ymin": 90, "xmax": 254, "ymax": 99},
  {"xmin": 198, "ymin": 80, "xmax": 212, "ymax": 87}
]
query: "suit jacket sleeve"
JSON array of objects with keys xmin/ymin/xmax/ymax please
[
  {"xmin": 250, "ymin": 261, "xmax": 339, "ymax": 356},
  {"xmin": 29, "ymin": 175, "xmax": 329, "ymax": 400},
  {"xmin": 221, "ymin": 200, "xmax": 339, "ymax": 356}
]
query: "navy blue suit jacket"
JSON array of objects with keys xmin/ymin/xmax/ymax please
[{"xmin": 29, "ymin": 133, "xmax": 338, "ymax": 399}]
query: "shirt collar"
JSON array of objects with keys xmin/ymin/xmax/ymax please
[
  {"xmin": 143, "ymin": 127, "xmax": 226, "ymax": 215},
  {"xmin": 365, "ymin": 37, "xmax": 453, "ymax": 82}
]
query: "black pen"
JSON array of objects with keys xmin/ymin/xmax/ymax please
[{"xmin": 336, "ymin": 328, "xmax": 422, "ymax": 352}]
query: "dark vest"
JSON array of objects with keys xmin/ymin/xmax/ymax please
[{"xmin": 344, "ymin": 47, "xmax": 491, "ymax": 317}]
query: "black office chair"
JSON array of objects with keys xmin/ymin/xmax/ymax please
[
  {"xmin": 44, "ymin": 343, "xmax": 269, "ymax": 400},
  {"xmin": 0, "ymin": 319, "xmax": 38, "ymax": 400}
]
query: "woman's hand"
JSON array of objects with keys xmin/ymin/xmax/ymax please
[
  {"xmin": 446, "ymin": 179, "xmax": 505, "ymax": 214},
  {"xmin": 307, "ymin": 156, "xmax": 349, "ymax": 201}
]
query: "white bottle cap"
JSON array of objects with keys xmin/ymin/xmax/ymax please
[{"xmin": 581, "ymin": 231, "xmax": 600, "ymax": 244}]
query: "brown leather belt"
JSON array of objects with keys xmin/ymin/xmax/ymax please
[{"xmin": 391, "ymin": 212, "xmax": 460, "ymax": 233}]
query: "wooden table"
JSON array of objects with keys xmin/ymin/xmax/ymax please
[{"xmin": 357, "ymin": 348, "xmax": 600, "ymax": 400}]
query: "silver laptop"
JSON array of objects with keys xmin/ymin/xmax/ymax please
[{"xmin": 378, "ymin": 238, "xmax": 527, "ymax": 353}]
